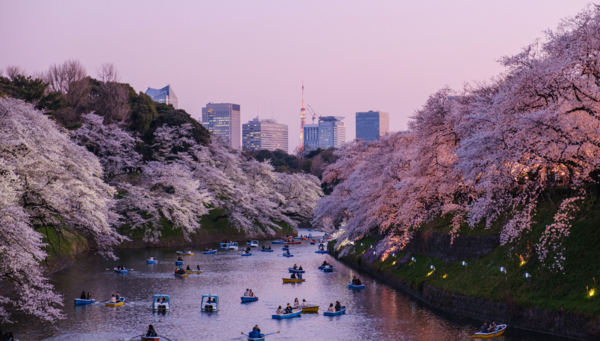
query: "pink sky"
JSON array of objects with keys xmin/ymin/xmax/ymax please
[{"xmin": 0, "ymin": 1, "xmax": 592, "ymax": 151}]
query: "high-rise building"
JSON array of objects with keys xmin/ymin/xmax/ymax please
[
  {"xmin": 145, "ymin": 85, "xmax": 178, "ymax": 109},
  {"xmin": 243, "ymin": 117, "xmax": 288, "ymax": 153},
  {"xmin": 303, "ymin": 123, "xmax": 319, "ymax": 153},
  {"xmin": 318, "ymin": 116, "xmax": 346, "ymax": 149},
  {"xmin": 355, "ymin": 111, "xmax": 389, "ymax": 142},
  {"xmin": 201, "ymin": 103, "xmax": 241, "ymax": 149},
  {"xmin": 299, "ymin": 83, "xmax": 306, "ymax": 151}
]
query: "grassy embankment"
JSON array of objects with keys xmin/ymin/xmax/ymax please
[{"xmin": 333, "ymin": 191, "xmax": 600, "ymax": 317}]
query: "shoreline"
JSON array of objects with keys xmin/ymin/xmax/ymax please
[{"xmin": 329, "ymin": 245, "xmax": 592, "ymax": 341}]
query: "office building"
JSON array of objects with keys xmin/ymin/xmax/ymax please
[
  {"xmin": 145, "ymin": 85, "xmax": 178, "ymax": 109},
  {"xmin": 318, "ymin": 116, "xmax": 346, "ymax": 149},
  {"xmin": 356, "ymin": 111, "xmax": 389, "ymax": 142},
  {"xmin": 201, "ymin": 103, "xmax": 241, "ymax": 149},
  {"xmin": 303, "ymin": 123, "xmax": 319, "ymax": 153},
  {"xmin": 243, "ymin": 117, "xmax": 289, "ymax": 153}
]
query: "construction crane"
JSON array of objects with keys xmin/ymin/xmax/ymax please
[{"xmin": 307, "ymin": 105, "xmax": 320, "ymax": 124}]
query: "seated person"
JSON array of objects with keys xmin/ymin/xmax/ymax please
[
  {"xmin": 146, "ymin": 324, "xmax": 158, "ymax": 337},
  {"xmin": 327, "ymin": 303, "xmax": 335, "ymax": 312},
  {"xmin": 291, "ymin": 273, "xmax": 297, "ymax": 279},
  {"xmin": 294, "ymin": 298, "xmax": 300, "ymax": 307},
  {"xmin": 286, "ymin": 250, "xmax": 291, "ymax": 255},
  {"xmin": 177, "ymin": 256, "xmax": 183, "ymax": 261},
  {"xmin": 249, "ymin": 329, "xmax": 262, "ymax": 338},
  {"xmin": 249, "ymin": 289, "xmax": 254, "ymax": 297},
  {"xmin": 335, "ymin": 301, "xmax": 341, "ymax": 311},
  {"xmin": 110, "ymin": 294, "xmax": 116, "ymax": 303},
  {"xmin": 268, "ymin": 246, "xmax": 272, "ymax": 250},
  {"xmin": 80, "ymin": 291, "xmax": 86, "ymax": 299},
  {"xmin": 480, "ymin": 323, "xmax": 488, "ymax": 333},
  {"xmin": 293, "ymin": 264, "xmax": 298, "ymax": 270},
  {"xmin": 87, "ymin": 292, "xmax": 92, "ymax": 299},
  {"xmin": 276, "ymin": 306, "xmax": 283, "ymax": 314},
  {"xmin": 299, "ymin": 265, "xmax": 303, "ymax": 270},
  {"xmin": 196, "ymin": 265, "xmax": 201, "ymax": 271},
  {"xmin": 4, "ymin": 332, "xmax": 14, "ymax": 341},
  {"xmin": 297, "ymin": 273, "xmax": 303, "ymax": 279},
  {"xmin": 150, "ymin": 257, "xmax": 155, "ymax": 260},
  {"xmin": 186, "ymin": 265, "xmax": 191, "ymax": 270},
  {"xmin": 322, "ymin": 261, "xmax": 328, "ymax": 266},
  {"xmin": 302, "ymin": 299, "xmax": 308, "ymax": 306},
  {"xmin": 253, "ymin": 325, "xmax": 261, "ymax": 333},
  {"xmin": 488, "ymin": 321, "xmax": 497, "ymax": 332},
  {"xmin": 115, "ymin": 292, "xmax": 120, "ymax": 300},
  {"xmin": 285, "ymin": 303, "xmax": 293, "ymax": 314}
]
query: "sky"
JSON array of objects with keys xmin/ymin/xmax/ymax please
[{"xmin": 0, "ymin": 0, "xmax": 593, "ymax": 152}]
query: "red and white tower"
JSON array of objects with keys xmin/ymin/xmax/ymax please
[{"xmin": 299, "ymin": 82, "xmax": 306, "ymax": 151}]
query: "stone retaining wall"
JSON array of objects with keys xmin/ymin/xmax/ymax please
[{"xmin": 408, "ymin": 231, "xmax": 500, "ymax": 261}]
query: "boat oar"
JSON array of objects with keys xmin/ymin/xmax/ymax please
[{"xmin": 493, "ymin": 326, "xmax": 500, "ymax": 339}]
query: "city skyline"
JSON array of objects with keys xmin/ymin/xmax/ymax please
[{"xmin": 0, "ymin": 1, "xmax": 590, "ymax": 151}]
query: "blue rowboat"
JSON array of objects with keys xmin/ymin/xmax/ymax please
[
  {"xmin": 310, "ymin": 242, "xmax": 315, "ymax": 245},
  {"xmin": 308, "ymin": 229, "xmax": 312, "ymax": 231},
  {"xmin": 294, "ymin": 237, "xmax": 303, "ymax": 240},
  {"xmin": 241, "ymin": 253, "xmax": 252, "ymax": 256},
  {"xmin": 324, "ymin": 307, "xmax": 346, "ymax": 316},
  {"xmin": 74, "ymin": 298, "xmax": 95, "ymax": 305},
  {"xmin": 271, "ymin": 241, "xmax": 286, "ymax": 244},
  {"xmin": 315, "ymin": 250, "xmax": 329, "ymax": 254},
  {"xmin": 176, "ymin": 260, "xmax": 184, "ymax": 265},
  {"xmin": 282, "ymin": 247, "xmax": 290, "ymax": 251},
  {"xmin": 288, "ymin": 268, "xmax": 305, "ymax": 273},
  {"xmin": 241, "ymin": 296, "xmax": 259, "ymax": 303},
  {"xmin": 147, "ymin": 259, "xmax": 157, "ymax": 264},
  {"xmin": 203, "ymin": 250, "xmax": 217, "ymax": 254},
  {"xmin": 260, "ymin": 249, "xmax": 274, "ymax": 252},
  {"xmin": 114, "ymin": 269, "xmax": 128, "ymax": 274},
  {"xmin": 348, "ymin": 282, "xmax": 366, "ymax": 289},
  {"xmin": 323, "ymin": 267, "xmax": 333, "ymax": 272},
  {"xmin": 272, "ymin": 309, "xmax": 301, "ymax": 319},
  {"xmin": 283, "ymin": 254, "xmax": 294, "ymax": 258},
  {"xmin": 247, "ymin": 334, "xmax": 265, "ymax": 341}
]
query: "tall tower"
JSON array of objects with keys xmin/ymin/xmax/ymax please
[{"xmin": 300, "ymin": 82, "xmax": 306, "ymax": 151}]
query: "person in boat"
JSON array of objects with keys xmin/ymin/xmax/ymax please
[
  {"xmin": 352, "ymin": 277, "xmax": 362, "ymax": 285},
  {"xmin": 268, "ymin": 246, "xmax": 272, "ymax": 250},
  {"xmin": 116, "ymin": 292, "xmax": 120, "ymax": 301},
  {"xmin": 244, "ymin": 288, "xmax": 250, "ymax": 296},
  {"xmin": 4, "ymin": 332, "xmax": 14, "ymax": 341},
  {"xmin": 335, "ymin": 301, "xmax": 342, "ymax": 311},
  {"xmin": 294, "ymin": 298, "xmax": 300, "ymax": 307},
  {"xmin": 285, "ymin": 303, "xmax": 293, "ymax": 314},
  {"xmin": 480, "ymin": 322, "xmax": 488, "ymax": 333},
  {"xmin": 276, "ymin": 305, "xmax": 283, "ymax": 314},
  {"xmin": 302, "ymin": 299, "xmax": 307, "ymax": 306},
  {"xmin": 186, "ymin": 265, "xmax": 191, "ymax": 270},
  {"xmin": 249, "ymin": 289, "xmax": 254, "ymax": 297},
  {"xmin": 488, "ymin": 321, "xmax": 497, "ymax": 332},
  {"xmin": 80, "ymin": 291, "xmax": 86, "ymax": 299},
  {"xmin": 293, "ymin": 264, "xmax": 298, "ymax": 270},
  {"xmin": 110, "ymin": 294, "xmax": 117, "ymax": 303},
  {"xmin": 299, "ymin": 265, "xmax": 303, "ymax": 270},
  {"xmin": 196, "ymin": 265, "xmax": 201, "ymax": 271},
  {"xmin": 87, "ymin": 292, "xmax": 92, "ymax": 299},
  {"xmin": 261, "ymin": 245, "xmax": 265, "ymax": 250},
  {"xmin": 146, "ymin": 324, "xmax": 158, "ymax": 337},
  {"xmin": 297, "ymin": 273, "xmax": 303, "ymax": 279},
  {"xmin": 150, "ymin": 256, "xmax": 155, "ymax": 261},
  {"xmin": 322, "ymin": 261, "xmax": 329, "ymax": 267},
  {"xmin": 248, "ymin": 328, "xmax": 262, "ymax": 339},
  {"xmin": 286, "ymin": 249, "xmax": 291, "ymax": 255},
  {"xmin": 253, "ymin": 325, "xmax": 261, "ymax": 333},
  {"xmin": 177, "ymin": 256, "xmax": 183, "ymax": 261},
  {"xmin": 327, "ymin": 303, "xmax": 335, "ymax": 312},
  {"xmin": 290, "ymin": 273, "xmax": 297, "ymax": 279}
]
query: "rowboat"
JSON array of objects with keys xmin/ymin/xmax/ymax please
[
  {"xmin": 176, "ymin": 260, "xmax": 184, "ymax": 265},
  {"xmin": 301, "ymin": 238, "xmax": 308, "ymax": 240},
  {"xmin": 184, "ymin": 270, "xmax": 203, "ymax": 274},
  {"xmin": 348, "ymin": 282, "xmax": 365, "ymax": 289},
  {"xmin": 323, "ymin": 267, "xmax": 333, "ymax": 272},
  {"xmin": 220, "ymin": 242, "xmax": 231, "ymax": 249},
  {"xmin": 241, "ymin": 296, "xmax": 259, "ymax": 303},
  {"xmin": 272, "ymin": 308, "xmax": 301, "ymax": 319},
  {"xmin": 282, "ymin": 247, "xmax": 290, "ymax": 251},
  {"xmin": 152, "ymin": 294, "xmax": 170, "ymax": 311},
  {"xmin": 176, "ymin": 251, "xmax": 194, "ymax": 256},
  {"xmin": 300, "ymin": 305, "xmax": 319, "ymax": 313},
  {"xmin": 283, "ymin": 254, "xmax": 294, "ymax": 258},
  {"xmin": 114, "ymin": 268, "xmax": 128, "ymax": 274},
  {"xmin": 315, "ymin": 250, "xmax": 329, "ymax": 254},
  {"xmin": 201, "ymin": 294, "xmax": 219, "ymax": 312},
  {"xmin": 310, "ymin": 241, "xmax": 315, "ymax": 245},
  {"xmin": 474, "ymin": 324, "xmax": 507, "ymax": 338},
  {"xmin": 141, "ymin": 337, "xmax": 160, "ymax": 341},
  {"xmin": 247, "ymin": 240, "xmax": 259, "ymax": 247},
  {"xmin": 241, "ymin": 253, "xmax": 252, "ymax": 256},
  {"xmin": 324, "ymin": 307, "xmax": 346, "ymax": 316},
  {"xmin": 174, "ymin": 272, "xmax": 188, "ymax": 278},
  {"xmin": 203, "ymin": 250, "xmax": 217, "ymax": 254},
  {"xmin": 294, "ymin": 237, "xmax": 303, "ymax": 240},
  {"xmin": 229, "ymin": 242, "xmax": 239, "ymax": 250},
  {"xmin": 247, "ymin": 335, "xmax": 265, "ymax": 341},
  {"xmin": 286, "ymin": 241, "xmax": 301, "ymax": 245},
  {"xmin": 318, "ymin": 265, "xmax": 332, "ymax": 270},
  {"xmin": 260, "ymin": 249, "xmax": 274, "ymax": 252},
  {"xmin": 74, "ymin": 298, "xmax": 95, "ymax": 305},
  {"xmin": 288, "ymin": 268, "xmax": 305, "ymax": 273},
  {"xmin": 271, "ymin": 240, "xmax": 286, "ymax": 244},
  {"xmin": 283, "ymin": 278, "xmax": 305, "ymax": 283},
  {"xmin": 147, "ymin": 259, "xmax": 157, "ymax": 264},
  {"xmin": 105, "ymin": 297, "xmax": 125, "ymax": 307}
]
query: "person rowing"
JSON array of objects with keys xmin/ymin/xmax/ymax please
[
  {"xmin": 488, "ymin": 320, "xmax": 497, "ymax": 332},
  {"xmin": 335, "ymin": 301, "xmax": 343, "ymax": 312},
  {"xmin": 116, "ymin": 292, "xmax": 120, "ymax": 301},
  {"xmin": 293, "ymin": 264, "xmax": 298, "ymax": 270},
  {"xmin": 285, "ymin": 303, "xmax": 293, "ymax": 314},
  {"xmin": 290, "ymin": 273, "xmax": 297, "ymax": 279},
  {"xmin": 248, "ymin": 325, "xmax": 262, "ymax": 339},
  {"xmin": 352, "ymin": 276, "xmax": 362, "ymax": 285},
  {"xmin": 146, "ymin": 324, "xmax": 158, "ymax": 337},
  {"xmin": 80, "ymin": 291, "xmax": 86, "ymax": 299}
]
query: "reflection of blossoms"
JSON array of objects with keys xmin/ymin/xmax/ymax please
[{"xmin": 315, "ymin": 5, "xmax": 600, "ymax": 269}]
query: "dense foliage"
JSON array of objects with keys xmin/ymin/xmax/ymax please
[{"xmin": 316, "ymin": 5, "xmax": 600, "ymax": 272}]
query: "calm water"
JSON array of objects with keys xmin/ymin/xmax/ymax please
[{"xmin": 19, "ymin": 229, "xmax": 562, "ymax": 341}]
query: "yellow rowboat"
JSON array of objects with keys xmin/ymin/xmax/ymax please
[
  {"xmin": 105, "ymin": 298, "xmax": 125, "ymax": 307},
  {"xmin": 300, "ymin": 305, "xmax": 319, "ymax": 313},
  {"xmin": 184, "ymin": 270, "xmax": 203, "ymax": 274},
  {"xmin": 475, "ymin": 324, "xmax": 507, "ymax": 338},
  {"xmin": 282, "ymin": 278, "xmax": 305, "ymax": 283},
  {"xmin": 174, "ymin": 273, "xmax": 188, "ymax": 278},
  {"xmin": 176, "ymin": 251, "xmax": 195, "ymax": 256}
]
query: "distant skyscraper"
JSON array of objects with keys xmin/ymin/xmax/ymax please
[
  {"xmin": 318, "ymin": 116, "xmax": 346, "ymax": 149},
  {"xmin": 356, "ymin": 111, "xmax": 389, "ymax": 142},
  {"xmin": 201, "ymin": 103, "xmax": 241, "ymax": 149},
  {"xmin": 303, "ymin": 123, "xmax": 319, "ymax": 153},
  {"xmin": 243, "ymin": 117, "xmax": 289, "ymax": 153},
  {"xmin": 145, "ymin": 85, "xmax": 178, "ymax": 109}
]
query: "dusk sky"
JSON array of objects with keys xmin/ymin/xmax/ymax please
[{"xmin": 0, "ymin": 1, "xmax": 591, "ymax": 151}]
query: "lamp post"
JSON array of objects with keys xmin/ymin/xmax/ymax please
[
  {"xmin": 500, "ymin": 267, "xmax": 507, "ymax": 281},
  {"xmin": 525, "ymin": 272, "xmax": 532, "ymax": 284},
  {"xmin": 462, "ymin": 261, "xmax": 468, "ymax": 274}
]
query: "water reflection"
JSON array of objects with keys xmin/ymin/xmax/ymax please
[{"xmin": 15, "ymin": 230, "xmax": 562, "ymax": 340}]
